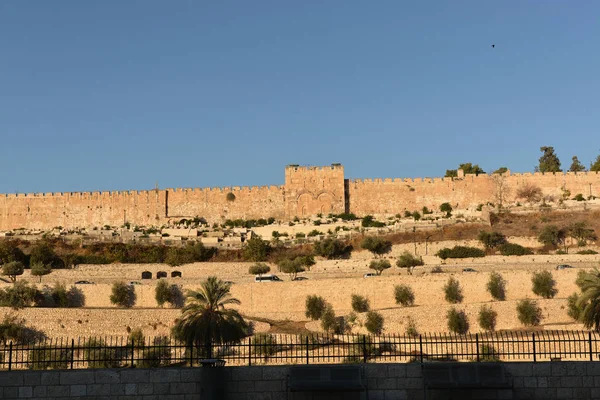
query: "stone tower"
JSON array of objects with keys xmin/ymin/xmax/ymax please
[{"xmin": 284, "ymin": 164, "xmax": 346, "ymax": 219}]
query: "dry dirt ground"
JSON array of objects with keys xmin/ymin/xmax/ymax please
[{"xmin": 1, "ymin": 239, "xmax": 598, "ymax": 339}]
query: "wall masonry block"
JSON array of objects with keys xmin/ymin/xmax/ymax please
[
  {"xmin": 59, "ymin": 370, "xmax": 95, "ymax": 385},
  {"xmin": 94, "ymin": 369, "xmax": 120, "ymax": 384},
  {"xmin": 86, "ymin": 383, "xmax": 111, "ymax": 396},
  {"xmin": 17, "ymin": 386, "xmax": 32, "ymax": 398},
  {"xmin": 69, "ymin": 384, "xmax": 86, "ymax": 396}
]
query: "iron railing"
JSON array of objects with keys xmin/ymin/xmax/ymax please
[{"xmin": 1, "ymin": 330, "xmax": 599, "ymax": 371}]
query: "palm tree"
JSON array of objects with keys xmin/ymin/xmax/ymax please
[
  {"xmin": 576, "ymin": 269, "xmax": 600, "ymax": 331},
  {"xmin": 172, "ymin": 276, "xmax": 249, "ymax": 357}
]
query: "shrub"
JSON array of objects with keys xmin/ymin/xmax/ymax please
[
  {"xmin": 444, "ymin": 277, "xmax": 464, "ymax": 304},
  {"xmin": 165, "ymin": 242, "xmax": 216, "ymax": 266},
  {"xmin": 396, "ymin": 252, "xmax": 424, "ymax": 275},
  {"xmin": 226, "ymin": 192, "xmax": 236, "ymax": 202},
  {"xmin": 279, "ymin": 258, "xmax": 306, "ymax": 280},
  {"xmin": 0, "ymin": 240, "xmax": 26, "ymax": 265},
  {"xmin": 480, "ymin": 344, "xmax": 500, "ymax": 362},
  {"xmin": 251, "ymin": 334, "xmax": 278, "ymax": 358},
  {"xmin": 573, "ymin": 193, "xmax": 585, "ymax": 201},
  {"xmin": 567, "ymin": 292, "xmax": 581, "ymax": 320},
  {"xmin": 305, "ymin": 295, "xmax": 327, "ymax": 320},
  {"xmin": 0, "ymin": 314, "xmax": 46, "ymax": 343},
  {"xmin": 394, "ymin": 284, "xmax": 415, "ymax": 307},
  {"xmin": 436, "ymin": 246, "xmax": 485, "ymax": 260},
  {"xmin": 431, "ymin": 266, "xmax": 443, "ymax": 273},
  {"xmin": 486, "ymin": 272, "xmax": 507, "ymax": 301},
  {"xmin": 110, "ymin": 282, "xmax": 136, "ymax": 308},
  {"xmin": 30, "ymin": 263, "xmax": 52, "ymax": 282},
  {"xmin": 361, "ymin": 237, "xmax": 392, "ymax": 257},
  {"xmin": 537, "ymin": 225, "xmax": 566, "ymax": 248},
  {"xmin": 28, "ymin": 346, "xmax": 72, "ymax": 370},
  {"xmin": 313, "ymin": 238, "xmax": 352, "ymax": 259},
  {"xmin": 478, "ymin": 231, "xmax": 507, "ymax": 250},
  {"xmin": 447, "ymin": 308, "xmax": 469, "ymax": 334},
  {"xmin": 29, "ymin": 243, "xmax": 64, "ymax": 268},
  {"xmin": 499, "ymin": 243, "xmax": 533, "ymax": 256},
  {"xmin": 248, "ymin": 263, "xmax": 271, "ymax": 277},
  {"xmin": 577, "ymin": 249, "xmax": 598, "ymax": 255},
  {"xmin": 405, "ymin": 317, "xmax": 418, "ymax": 338},
  {"xmin": 351, "ymin": 294, "xmax": 370, "ymax": 313},
  {"xmin": 127, "ymin": 328, "xmax": 145, "ymax": 347},
  {"xmin": 307, "ymin": 229, "xmax": 321, "ymax": 237},
  {"xmin": 369, "ymin": 259, "xmax": 391, "ymax": 275},
  {"xmin": 516, "ymin": 183, "xmax": 543, "ymax": 203},
  {"xmin": 155, "ymin": 280, "xmax": 171, "ymax": 307},
  {"xmin": 478, "ymin": 305, "xmax": 497, "ymax": 331},
  {"xmin": 1, "ymin": 261, "xmax": 24, "ymax": 282},
  {"xmin": 320, "ymin": 304, "xmax": 337, "ymax": 333},
  {"xmin": 412, "ymin": 211, "xmax": 421, "ymax": 221},
  {"xmin": 531, "ymin": 270, "xmax": 558, "ymax": 299},
  {"xmin": 361, "ymin": 215, "xmax": 385, "ymax": 228},
  {"xmin": 138, "ymin": 336, "xmax": 171, "ymax": 368},
  {"xmin": 365, "ymin": 311, "xmax": 384, "ymax": 335},
  {"xmin": 440, "ymin": 202, "xmax": 453, "ymax": 217},
  {"xmin": 516, "ymin": 299, "xmax": 543, "ymax": 326},
  {"xmin": 83, "ymin": 338, "xmax": 124, "ymax": 368}
]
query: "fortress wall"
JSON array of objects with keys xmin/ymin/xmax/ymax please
[
  {"xmin": 0, "ymin": 190, "xmax": 166, "ymax": 230},
  {"xmin": 165, "ymin": 185, "xmax": 285, "ymax": 223},
  {"xmin": 284, "ymin": 165, "xmax": 346, "ymax": 218}
]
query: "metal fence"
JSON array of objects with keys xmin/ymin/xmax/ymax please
[{"xmin": 1, "ymin": 330, "xmax": 599, "ymax": 371}]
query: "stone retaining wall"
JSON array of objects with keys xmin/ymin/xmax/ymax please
[{"xmin": 1, "ymin": 361, "xmax": 599, "ymax": 399}]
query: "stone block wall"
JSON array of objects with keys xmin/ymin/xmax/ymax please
[{"xmin": 1, "ymin": 362, "xmax": 600, "ymax": 400}]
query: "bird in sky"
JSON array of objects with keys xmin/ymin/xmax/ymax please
[{"xmin": 491, "ymin": 44, "xmax": 495, "ymax": 48}]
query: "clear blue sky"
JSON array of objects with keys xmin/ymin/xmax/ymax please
[{"xmin": 1, "ymin": 1, "xmax": 598, "ymax": 193}]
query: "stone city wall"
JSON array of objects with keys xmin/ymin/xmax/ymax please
[
  {"xmin": 1, "ymin": 165, "xmax": 599, "ymax": 230},
  {"xmin": 0, "ymin": 361, "xmax": 599, "ymax": 400}
]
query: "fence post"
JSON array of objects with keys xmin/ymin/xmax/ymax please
[
  {"xmin": 248, "ymin": 339, "xmax": 252, "ymax": 367},
  {"xmin": 476, "ymin": 333, "xmax": 480, "ymax": 363},
  {"xmin": 419, "ymin": 335, "xmax": 423, "ymax": 364},
  {"xmin": 589, "ymin": 332, "xmax": 593, "ymax": 362},
  {"xmin": 130, "ymin": 339, "xmax": 135, "ymax": 368},
  {"xmin": 305, "ymin": 336, "xmax": 309, "ymax": 365},
  {"xmin": 70, "ymin": 339, "xmax": 75, "ymax": 369},
  {"xmin": 362, "ymin": 335, "xmax": 367, "ymax": 364},
  {"xmin": 8, "ymin": 341, "xmax": 12, "ymax": 371},
  {"xmin": 532, "ymin": 333, "xmax": 536, "ymax": 363}
]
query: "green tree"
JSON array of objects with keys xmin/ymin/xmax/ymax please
[
  {"xmin": 445, "ymin": 163, "xmax": 485, "ymax": 177},
  {"xmin": 478, "ymin": 231, "xmax": 507, "ymax": 250},
  {"xmin": 155, "ymin": 280, "xmax": 171, "ymax": 307},
  {"xmin": 172, "ymin": 277, "xmax": 249, "ymax": 354},
  {"xmin": 516, "ymin": 299, "xmax": 543, "ymax": 327},
  {"xmin": 1, "ymin": 261, "xmax": 24, "ymax": 283},
  {"xmin": 31, "ymin": 263, "xmax": 52, "ymax": 283},
  {"xmin": 305, "ymin": 295, "xmax": 327, "ymax": 320},
  {"xmin": 575, "ymin": 269, "xmax": 600, "ymax": 330},
  {"xmin": 279, "ymin": 258, "xmax": 306, "ymax": 280},
  {"xmin": 537, "ymin": 225, "xmax": 567, "ymax": 248},
  {"xmin": 369, "ymin": 259, "xmax": 391, "ymax": 276},
  {"xmin": 440, "ymin": 202, "xmax": 453, "ymax": 217},
  {"xmin": 493, "ymin": 167, "xmax": 508, "ymax": 174},
  {"xmin": 248, "ymin": 263, "xmax": 271, "ymax": 277},
  {"xmin": 537, "ymin": 146, "xmax": 562, "ymax": 173},
  {"xmin": 478, "ymin": 305, "xmax": 497, "ymax": 331},
  {"xmin": 396, "ymin": 252, "xmax": 424, "ymax": 275},
  {"xmin": 567, "ymin": 292, "xmax": 581, "ymax": 321},
  {"xmin": 320, "ymin": 304, "xmax": 337, "ymax": 333},
  {"xmin": 0, "ymin": 241, "xmax": 26, "ymax": 265},
  {"xmin": 531, "ymin": 270, "xmax": 558, "ymax": 299},
  {"xmin": 243, "ymin": 237, "xmax": 271, "ymax": 262},
  {"xmin": 394, "ymin": 284, "xmax": 415, "ymax": 307},
  {"xmin": 361, "ymin": 236, "xmax": 392, "ymax": 258},
  {"xmin": 486, "ymin": 272, "xmax": 507, "ymax": 301},
  {"xmin": 569, "ymin": 156, "xmax": 586, "ymax": 172},
  {"xmin": 351, "ymin": 294, "xmax": 370, "ymax": 313},
  {"xmin": 313, "ymin": 238, "xmax": 352, "ymax": 259},
  {"xmin": 444, "ymin": 277, "xmax": 463, "ymax": 304},
  {"xmin": 110, "ymin": 282, "xmax": 136, "ymax": 308},
  {"xmin": 296, "ymin": 255, "xmax": 316, "ymax": 271},
  {"xmin": 365, "ymin": 311, "xmax": 384, "ymax": 335},
  {"xmin": 591, "ymin": 155, "xmax": 600, "ymax": 172},
  {"xmin": 447, "ymin": 308, "xmax": 469, "ymax": 334},
  {"xmin": 568, "ymin": 222, "xmax": 597, "ymax": 246},
  {"xmin": 30, "ymin": 242, "xmax": 63, "ymax": 268}
]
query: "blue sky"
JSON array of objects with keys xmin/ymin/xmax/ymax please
[{"xmin": 1, "ymin": 1, "xmax": 598, "ymax": 193}]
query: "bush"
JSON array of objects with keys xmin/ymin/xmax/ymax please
[
  {"xmin": 361, "ymin": 215, "xmax": 385, "ymax": 228},
  {"xmin": 155, "ymin": 281, "xmax": 183, "ymax": 308},
  {"xmin": 436, "ymin": 246, "xmax": 485, "ymax": 260},
  {"xmin": 577, "ymin": 249, "xmax": 598, "ymax": 255},
  {"xmin": 307, "ymin": 229, "xmax": 321, "ymax": 237},
  {"xmin": 431, "ymin": 266, "xmax": 444, "ymax": 273},
  {"xmin": 30, "ymin": 263, "xmax": 52, "ymax": 282},
  {"xmin": 110, "ymin": 282, "xmax": 136, "ymax": 308},
  {"xmin": 531, "ymin": 270, "xmax": 558, "ymax": 299},
  {"xmin": 573, "ymin": 193, "xmax": 585, "ymax": 201},
  {"xmin": 447, "ymin": 308, "xmax": 469, "ymax": 334},
  {"xmin": 320, "ymin": 304, "xmax": 337, "ymax": 333},
  {"xmin": 165, "ymin": 242, "xmax": 216, "ymax": 266},
  {"xmin": 0, "ymin": 314, "xmax": 46, "ymax": 343},
  {"xmin": 537, "ymin": 225, "xmax": 566, "ymax": 248},
  {"xmin": 486, "ymin": 272, "xmax": 507, "ymax": 301},
  {"xmin": 365, "ymin": 311, "xmax": 384, "ymax": 335},
  {"xmin": 480, "ymin": 344, "xmax": 500, "ymax": 362},
  {"xmin": 305, "ymin": 295, "xmax": 327, "ymax": 320},
  {"xmin": 396, "ymin": 252, "xmax": 424, "ymax": 274},
  {"xmin": 516, "ymin": 299, "xmax": 543, "ymax": 326},
  {"xmin": 313, "ymin": 238, "xmax": 352, "ymax": 259},
  {"xmin": 498, "ymin": 243, "xmax": 533, "ymax": 256},
  {"xmin": 412, "ymin": 211, "xmax": 421, "ymax": 221},
  {"xmin": 0, "ymin": 240, "xmax": 27, "ymax": 265},
  {"xmin": 394, "ymin": 284, "xmax": 415, "ymax": 307},
  {"xmin": 369, "ymin": 259, "xmax": 391, "ymax": 275},
  {"xmin": 567, "ymin": 292, "xmax": 581, "ymax": 321},
  {"xmin": 248, "ymin": 263, "xmax": 271, "ymax": 277},
  {"xmin": 226, "ymin": 192, "xmax": 236, "ymax": 201},
  {"xmin": 279, "ymin": 258, "xmax": 306, "ymax": 280},
  {"xmin": 516, "ymin": 183, "xmax": 543, "ymax": 203},
  {"xmin": 28, "ymin": 346, "xmax": 72, "ymax": 370},
  {"xmin": 361, "ymin": 237, "xmax": 392, "ymax": 257},
  {"xmin": 127, "ymin": 328, "xmax": 145, "ymax": 347},
  {"xmin": 29, "ymin": 243, "xmax": 64, "ymax": 269},
  {"xmin": 478, "ymin": 231, "xmax": 507, "ymax": 250},
  {"xmin": 351, "ymin": 294, "xmax": 370, "ymax": 313},
  {"xmin": 440, "ymin": 202, "xmax": 453, "ymax": 217},
  {"xmin": 478, "ymin": 305, "xmax": 497, "ymax": 331},
  {"xmin": 138, "ymin": 336, "xmax": 171, "ymax": 368},
  {"xmin": 83, "ymin": 338, "xmax": 124, "ymax": 368},
  {"xmin": 405, "ymin": 317, "xmax": 418, "ymax": 338},
  {"xmin": 251, "ymin": 334, "xmax": 278, "ymax": 358},
  {"xmin": 444, "ymin": 277, "xmax": 463, "ymax": 304}
]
